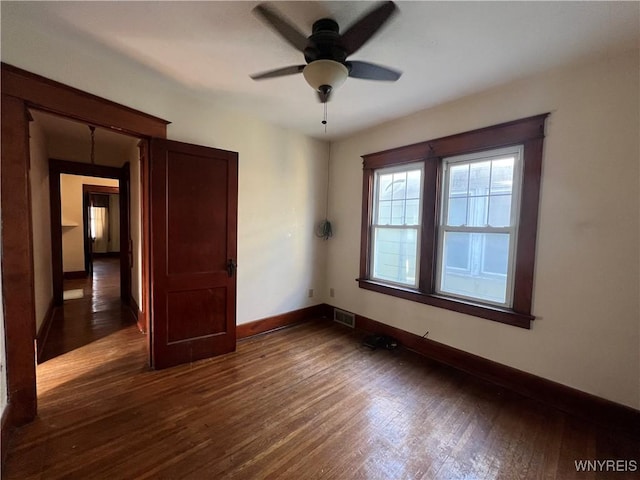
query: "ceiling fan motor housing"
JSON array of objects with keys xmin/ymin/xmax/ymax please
[
  {"xmin": 304, "ymin": 18, "xmax": 347, "ymax": 64},
  {"xmin": 251, "ymin": 1, "xmax": 401, "ymax": 102}
]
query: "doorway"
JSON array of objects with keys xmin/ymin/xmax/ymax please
[
  {"xmin": 2, "ymin": 64, "xmax": 238, "ymax": 429},
  {"xmin": 30, "ymin": 110, "xmax": 141, "ymax": 363},
  {"xmin": 1, "ymin": 63, "xmax": 168, "ymax": 425},
  {"xmin": 82, "ymin": 184, "xmax": 120, "ymax": 277}
]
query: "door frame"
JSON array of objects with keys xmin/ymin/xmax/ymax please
[
  {"xmin": 82, "ymin": 184, "xmax": 120, "ymax": 276},
  {"xmin": 0, "ymin": 63, "xmax": 169, "ymax": 429},
  {"xmin": 49, "ymin": 161, "xmax": 128, "ymax": 306}
]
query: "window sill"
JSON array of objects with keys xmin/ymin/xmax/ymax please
[{"xmin": 357, "ymin": 279, "xmax": 533, "ymax": 329}]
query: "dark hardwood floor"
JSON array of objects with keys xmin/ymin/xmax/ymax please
[
  {"xmin": 40, "ymin": 258, "xmax": 134, "ymax": 362},
  {"xmin": 4, "ymin": 261, "xmax": 638, "ymax": 478}
]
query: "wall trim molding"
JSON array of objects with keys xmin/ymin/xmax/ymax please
[
  {"xmin": 35, "ymin": 299, "xmax": 55, "ymax": 364},
  {"xmin": 63, "ymin": 271, "xmax": 87, "ymax": 280},
  {"xmin": 237, "ymin": 304, "xmax": 332, "ymax": 340},
  {"xmin": 92, "ymin": 252, "xmax": 120, "ymax": 259},
  {"xmin": 1, "ymin": 63, "xmax": 170, "ymax": 137},
  {"xmin": 130, "ymin": 296, "xmax": 145, "ymax": 334},
  {"xmin": 353, "ymin": 311, "xmax": 640, "ymax": 438}
]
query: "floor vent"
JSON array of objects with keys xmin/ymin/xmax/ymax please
[{"xmin": 333, "ymin": 308, "xmax": 355, "ymax": 328}]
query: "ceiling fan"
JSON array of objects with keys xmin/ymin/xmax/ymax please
[{"xmin": 250, "ymin": 1, "xmax": 402, "ymax": 103}]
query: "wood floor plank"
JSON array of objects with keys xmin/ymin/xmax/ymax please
[{"xmin": 4, "ymin": 259, "xmax": 639, "ymax": 479}]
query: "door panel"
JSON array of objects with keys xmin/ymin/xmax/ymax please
[
  {"xmin": 150, "ymin": 139, "xmax": 238, "ymax": 369},
  {"xmin": 166, "ymin": 151, "xmax": 228, "ymax": 274}
]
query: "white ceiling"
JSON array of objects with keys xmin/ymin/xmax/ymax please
[{"xmin": 4, "ymin": 1, "xmax": 639, "ymax": 140}]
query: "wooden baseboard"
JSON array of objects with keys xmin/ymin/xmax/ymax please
[
  {"xmin": 35, "ymin": 299, "xmax": 55, "ymax": 364},
  {"xmin": 92, "ymin": 252, "xmax": 120, "ymax": 258},
  {"xmin": 63, "ymin": 270, "xmax": 87, "ymax": 280},
  {"xmin": 1, "ymin": 402, "xmax": 14, "ymax": 471},
  {"xmin": 129, "ymin": 296, "xmax": 146, "ymax": 334},
  {"xmin": 353, "ymin": 311, "xmax": 640, "ymax": 439},
  {"xmin": 237, "ymin": 304, "xmax": 332, "ymax": 340}
]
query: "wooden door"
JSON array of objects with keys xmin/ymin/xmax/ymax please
[{"xmin": 149, "ymin": 139, "xmax": 238, "ymax": 369}]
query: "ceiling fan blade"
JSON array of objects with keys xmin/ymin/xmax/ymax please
[
  {"xmin": 250, "ymin": 65, "xmax": 306, "ymax": 80},
  {"xmin": 347, "ymin": 61, "xmax": 401, "ymax": 81},
  {"xmin": 340, "ymin": 1, "xmax": 397, "ymax": 56},
  {"xmin": 253, "ymin": 4, "xmax": 309, "ymax": 53}
]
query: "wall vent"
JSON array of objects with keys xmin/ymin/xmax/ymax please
[{"xmin": 333, "ymin": 308, "xmax": 355, "ymax": 328}]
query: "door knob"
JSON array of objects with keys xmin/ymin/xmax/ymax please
[{"xmin": 227, "ymin": 259, "xmax": 237, "ymax": 277}]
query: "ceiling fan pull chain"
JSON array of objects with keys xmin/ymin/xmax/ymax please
[{"xmin": 322, "ymin": 102, "xmax": 328, "ymax": 133}]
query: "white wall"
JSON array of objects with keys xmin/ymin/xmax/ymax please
[
  {"xmin": 29, "ymin": 121, "xmax": 54, "ymax": 332},
  {"xmin": 327, "ymin": 51, "xmax": 640, "ymax": 409},
  {"xmin": 60, "ymin": 175, "xmax": 119, "ymax": 273},
  {"xmin": 167, "ymin": 103, "xmax": 330, "ymax": 323}
]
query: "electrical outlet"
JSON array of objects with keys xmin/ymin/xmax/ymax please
[
  {"xmin": 308, "ymin": 289, "xmax": 313, "ymax": 298},
  {"xmin": 329, "ymin": 288, "xmax": 335, "ymax": 298}
]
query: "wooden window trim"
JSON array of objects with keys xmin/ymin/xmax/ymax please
[{"xmin": 358, "ymin": 114, "xmax": 549, "ymax": 329}]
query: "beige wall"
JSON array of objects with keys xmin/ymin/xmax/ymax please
[
  {"xmin": 61, "ymin": 174, "xmax": 119, "ymax": 273},
  {"xmin": 327, "ymin": 51, "xmax": 640, "ymax": 409},
  {"xmin": 29, "ymin": 121, "xmax": 53, "ymax": 332}
]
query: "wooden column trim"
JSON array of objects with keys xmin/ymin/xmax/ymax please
[{"xmin": 1, "ymin": 94, "xmax": 38, "ymax": 425}]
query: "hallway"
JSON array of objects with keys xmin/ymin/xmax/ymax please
[{"xmin": 40, "ymin": 258, "xmax": 137, "ymax": 363}]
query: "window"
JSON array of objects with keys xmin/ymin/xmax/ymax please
[
  {"xmin": 358, "ymin": 114, "xmax": 548, "ymax": 328},
  {"xmin": 437, "ymin": 146, "xmax": 522, "ymax": 307},
  {"xmin": 371, "ymin": 164, "xmax": 423, "ymax": 287}
]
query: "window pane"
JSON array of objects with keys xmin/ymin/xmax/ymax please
[
  {"xmin": 447, "ymin": 197, "xmax": 467, "ymax": 226},
  {"xmin": 440, "ymin": 232, "xmax": 510, "ymax": 304},
  {"xmin": 467, "ymin": 195, "xmax": 489, "ymax": 227},
  {"xmin": 488, "ymin": 194, "xmax": 512, "ymax": 227},
  {"xmin": 444, "ymin": 232, "xmax": 470, "ymax": 270},
  {"xmin": 376, "ymin": 168, "xmax": 422, "ymax": 227},
  {"xmin": 482, "ymin": 234, "xmax": 509, "ymax": 275},
  {"xmin": 391, "ymin": 172, "xmax": 407, "ymax": 200},
  {"xmin": 377, "ymin": 200, "xmax": 391, "ymax": 224},
  {"xmin": 373, "ymin": 227, "xmax": 418, "ymax": 286},
  {"xmin": 468, "ymin": 161, "xmax": 491, "ymax": 194},
  {"xmin": 378, "ymin": 173, "xmax": 393, "ymax": 201},
  {"xmin": 405, "ymin": 199, "xmax": 420, "ymax": 225},
  {"xmin": 490, "ymin": 157, "xmax": 514, "ymax": 194},
  {"xmin": 449, "ymin": 164, "xmax": 469, "ymax": 195},
  {"xmin": 406, "ymin": 170, "xmax": 421, "ymax": 198},
  {"xmin": 391, "ymin": 200, "xmax": 405, "ymax": 225}
]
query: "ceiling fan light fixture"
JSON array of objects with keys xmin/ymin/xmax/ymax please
[{"xmin": 303, "ymin": 60, "xmax": 348, "ymax": 92}]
